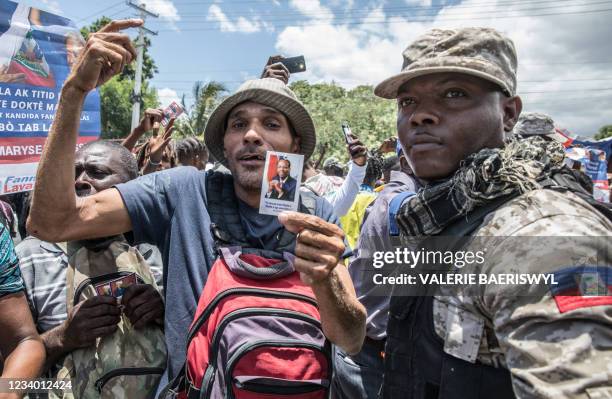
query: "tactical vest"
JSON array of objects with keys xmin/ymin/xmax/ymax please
[
  {"xmin": 205, "ymin": 167, "xmax": 317, "ymax": 256},
  {"xmin": 382, "ymin": 166, "xmax": 612, "ymax": 399}
]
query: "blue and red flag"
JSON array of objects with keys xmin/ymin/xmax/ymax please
[{"xmin": 550, "ymin": 266, "xmax": 612, "ymax": 313}]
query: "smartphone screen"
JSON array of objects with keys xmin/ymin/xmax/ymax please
[
  {"xmin": 341, "ymin": 122, "xmax": 352, "ymax": 144},
  {"xmin": 280, "ymin": 55, "xmax": 306, "ymax": 74}
]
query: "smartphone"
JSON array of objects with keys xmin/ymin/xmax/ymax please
[
  {"xmin": 279, "ymin": 55, "xmax": 306, "ymax": 74},
  {"xmin": 341, "ymin": 122, "xmax": 352, "ymax": 144}
]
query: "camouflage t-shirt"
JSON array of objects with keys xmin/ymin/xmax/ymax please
[{"xmin": 433, "ymin": 188, "xmax": 612, "ymax": 399}]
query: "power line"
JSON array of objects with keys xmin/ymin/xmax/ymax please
[
  {"xmin": 105, "ymin": 7, "xmax": 134, "ymax": 20},
  {"xmin": 154, "ymin": 77, "xmax": 612, "ymax": 85},
  {"xmin": 158, "ymin": 85, "xmax": 612, "ymax": 98},
  {"xmin": 523, "ymin": 95, "xmax": 612, "ymax": 104},
  {"xmin": 520, "ymin": 78, "xmax": 612, "ymax": 82},
  {"xmin": 520, "ymin": 87, "xmax": 612, "ymax": 93},
  {"xmin": 155, "ymin": 5, "xmax": 612, "ymax": 31},
  {"xmin": 172, "ymin": 0, "xmax": 270, "ymax": 5},
  {"xmin": 155, "ymin": 60, "xmax": 612, "ymax": 75},
  {"xmin": 74, "ymin": 1, "xmax": 125, "ymax": 23},
  {"xmin": 171, "ymin": 0, "xmax": 590, "ymax": 11},
  {"xmin": 173, "ymin": 0, "xmax": 607, "ymax": 18}
]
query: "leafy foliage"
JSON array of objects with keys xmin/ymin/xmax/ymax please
[
  {"xmin": 289, "ymin": 81, "xmax": 397, "ymax": 162},
  {"xmin": 99, "ymin": 76, "xmax": 159, "ymax": 139},
  {"xmin": 173, "ymin": 81, "xmax": 227, "ymax": 138},
  {"xmin": 595, "ymin": 125, "xmax": 612, "ymax": 140}
]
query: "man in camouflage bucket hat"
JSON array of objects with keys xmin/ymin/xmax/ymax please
[
  {"xmin": 27, "ymin": 18, "xmax": 366, "ymax": 388},
  {"xmin": 513, "ymin": 111, "xmax": 570, "ymax": 144},
  {"xmin": 373, "ymin": 27, "xmax": 612, "ymax": 399}
]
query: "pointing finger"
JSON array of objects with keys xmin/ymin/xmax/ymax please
[{"xmin": 99, "ymin": 19, "xmax": 143, "ymax": 33}]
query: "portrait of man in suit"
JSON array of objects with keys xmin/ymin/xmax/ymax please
[{"xmin": 266, "ymin": 158, "xmax": 297, "ymax": 201}]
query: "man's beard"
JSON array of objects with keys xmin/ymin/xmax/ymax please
[
  {"xmin": 227, "ymin": 145, "xmax": 267, "ymax": 192},
  {"xmin": 234, "ymin": 168, "xmax": 263, "ymax": 192},
  {"xmin": 226, "ymin": 159, "xmax": 263, "ymax": 192}
]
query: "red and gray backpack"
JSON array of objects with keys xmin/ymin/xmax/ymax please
[{"xmin": 165, "ymin": 168, "xmax": 332, "ymax": 399}]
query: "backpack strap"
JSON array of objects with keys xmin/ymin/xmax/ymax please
[{"xmin": 205, "ymin": 167, "xmax": 251, "ymax": 250}]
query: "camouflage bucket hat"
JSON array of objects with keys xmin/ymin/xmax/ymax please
[
  {"xmin": 205, "ymin": 78, "xmax": 316, "ymax": 165},
  {"xmin": 513, "ymin": 111, "xmax": 569, "ymax": 144},
  {"xmin": 374, "ymin": 27, "xmax": 518, "ymax": 99},
  {"xmin": 513, "ymin": 112, "xmax": 556, "ymax": 137}
]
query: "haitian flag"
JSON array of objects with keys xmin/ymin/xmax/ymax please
[
  {"xmin": 550, "ymin": 266, "xmax": 612, "ymax": 313},
  {"xmin": 0, "ymin": 0, "xmax": 100, "ymax": 194},
  {"xmin": 7, "ymin": 29, "xmax": 55, "ymax": 88}
]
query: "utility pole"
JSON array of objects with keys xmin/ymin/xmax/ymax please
[{"xmin": 126, "ymin": 1, "xmax": 158, "ymax": 132}]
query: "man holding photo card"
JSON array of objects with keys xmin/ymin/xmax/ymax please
[{"xmin": 28, "ymin": 20, "xmax": 366, "ymax": 387}]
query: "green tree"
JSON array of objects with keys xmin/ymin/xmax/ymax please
[
  {"xmin": 99, "ymin": 76, "xmax": 159, "ymax": 139},
  {"xmin": 290, "ymin": 81, "xmax": 397, "ymax": 161},
  {"xmin": 173, "ymin": 81, "xmax": 227, "ymax": 138},
  {"xmin": 595, "ymin": 125, "xmax": 612, "ymax": 140}
]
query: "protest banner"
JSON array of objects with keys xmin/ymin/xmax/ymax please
[
  {"xmin": 565, "ymin": 146, "xmax": 610, "ymax": 203},
  {"xmin": 0, "ymin": 0, "xmax": 100, "ymax": 194}
]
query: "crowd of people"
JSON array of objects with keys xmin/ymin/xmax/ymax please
[{"xmin": 0, "ymin": 19, "xmax": 610, "ymax": 399}]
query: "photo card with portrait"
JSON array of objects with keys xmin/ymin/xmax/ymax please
[{"xmin": 259, "ymin": 151, "xmax": 304, "ymax": 216}]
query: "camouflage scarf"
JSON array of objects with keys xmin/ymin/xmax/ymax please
[{"xmin": 396, "ymin": 136, "xmax": 566, "ymax": 237}]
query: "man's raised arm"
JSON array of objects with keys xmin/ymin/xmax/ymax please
[{"xmin": 27, "ymin": 19, "xmax": 143, "ymax": 242}]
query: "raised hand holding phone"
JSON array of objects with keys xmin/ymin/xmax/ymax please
[{"xmin": 341, "ymin": 122, "xmax": 367, "ymax": 166}]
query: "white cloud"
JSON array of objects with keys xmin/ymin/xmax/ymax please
[
  {"xmin": 207, "ymin": 4, "xmax": 263, "ymax": 33},
  {"xmin": 144, "ymin": 0, "xmax": 180, "ymax": 22},
  {"xmin": 290, "ymin": 0, "xmax": 334, "ymax": 20},
  {"xmin": 275, "ymin": 1, "xmax": 612, "ymax": 136},
  {"xmin": 359, "ymin": 6, "xmax": 387, "ymax": 35},
  {"xmin": 405, "ymin": 0, "xmax": 432, "ymax": 7},
  {"xmin": 138, "ymin": 0, "xmax": 180, "ymax": 32},
  {"xmin": 40, "ymin": 0, "xmax": 62, "ymax": 14},
  {"xmin": 236, "ymin": 17, "xmax": 261, "ymax": 33},
  {"xmin": 157, "ymin": 87, "xmax": 181, "ymax": 107}
]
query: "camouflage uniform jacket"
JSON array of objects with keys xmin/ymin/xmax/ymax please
[{"xmin": 433, "ymin": 188, "xmax": 612, "ymax": 399}]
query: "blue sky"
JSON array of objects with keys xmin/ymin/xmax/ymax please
[{"xmin": 15, "ymin": 0, "xmax": 612, "ymax": 136}]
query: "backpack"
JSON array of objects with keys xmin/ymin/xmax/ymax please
[
  {"xmin": 164, "ymin": 168, "xmax": 332, "ymax": 399},
  {"xmin": 51, "ymin": 238, "xmax": 167, "ymax": 399}
]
